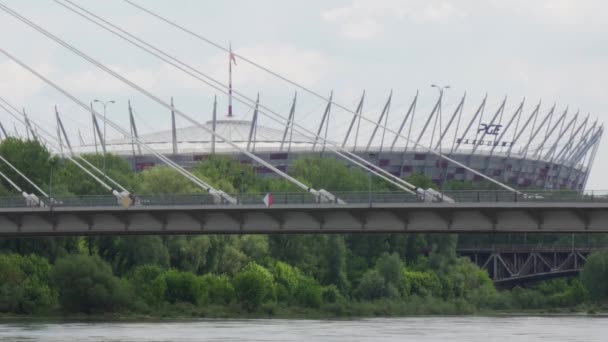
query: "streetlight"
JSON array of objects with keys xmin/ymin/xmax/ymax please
[
  {"xmin": 368, "ymin": 152, "xmax": 377, "ymax": 204},
  {"xmin": 48, "ymin": 157, "xmax": 56, "ymax": 205},
  {"xmin": 93, "ymin": 99, "xmax": 116, "ymax": 177}
]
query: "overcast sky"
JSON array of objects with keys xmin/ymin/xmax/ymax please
[{"xmin": 0, "ymin": 0, "xmax": 606, "ymax": 188}]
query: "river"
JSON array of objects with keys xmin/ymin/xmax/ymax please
[{"xmin": 0, "ymin": 316, "xmax": 605, "ymax": 341}]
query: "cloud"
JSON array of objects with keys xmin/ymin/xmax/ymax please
[
  {"xmin": 0, "ymin": 60, "xmax": 53, "ymax": 105},
  {"xmin": 321, "ymin": 0, "xmax": 465, "ymax": 40}
]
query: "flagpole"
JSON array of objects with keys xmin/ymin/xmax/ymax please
[{"xmin": 228, "ymin": 42, "xmax": 233, "ymax": 117}]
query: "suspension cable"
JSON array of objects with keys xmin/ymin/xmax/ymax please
[
  {"xmin": 0, "ymin": 99, "xmax": 116, "ymax": 193},
  {"xmin": 122, "ymin": 0, "xmax": 520, "ymax": 194},
  {"xmin": 0, "ymin": 3, "xmax": 339, "ymax": 200},
  {"xmin": 55, "ymin": 0, "xmax": 418, "ymax": 194}
]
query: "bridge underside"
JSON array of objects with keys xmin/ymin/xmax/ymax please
[
  {"xmin": 458, "ymin": 248, "xmax": 591, "ymax": 287},
  {"xmin": 1, "ymin": 203, "xmax": 608, "ymax": 237}
]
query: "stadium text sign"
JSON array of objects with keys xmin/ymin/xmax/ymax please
[
  {"xmin": 455, "ymin": 123, "xmax": 514, "ymax": 147},
  {"xmin": 456, "ymin": 138, "xmax": 513, "ymax": 147},
  {"xmin": 478, "ymin": 123, "xmax": 502, "ymax": 135}
]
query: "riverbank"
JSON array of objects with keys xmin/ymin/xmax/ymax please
[{"xmin": 2, "ymin": 301, "xmax": 607, "ymax": 322}]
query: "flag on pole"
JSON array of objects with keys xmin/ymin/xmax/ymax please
[
  {"xmin": 263, "ymin": 193, "xmax": 274, "ymax": 207},
  {"xmin": 230, "ymin": 48, "xmax": 237, "ymax": 66}
]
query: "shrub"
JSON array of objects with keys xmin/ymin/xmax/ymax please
[
  {"xmin": 130, "ymin": 265, "xmax": 167, "ymax": 307},
  {"xmin": 581, "ymin": 252, "xmax": 608, "ymax": 300},
  {"xmin": 162, "ymin": 270, "xmax": 205, "ymax": 305},
  {"xmin": 354, "ymin": 270, "xmax": 387, "ymax": 300},
  {"xmin": 293, "ymin": 276, "xmax": 323, "ymax": 308},
  {"xmin": 405, "ymin": 270, "xmax": 442, "ymax": 298},
  {"xmin": 51, "ymin": 254, "xmax": 133, "ymax": 313},
  {"xmin": 200, "ymin": 274, "xmax": 235, "ymax": 305},
  {"xmin": 321, "ymin": 285, "xmax": 342, "ymax": 304},
  {"xmin": 233, "ymin": 262, "xmax": 275, "ymax": 312}
]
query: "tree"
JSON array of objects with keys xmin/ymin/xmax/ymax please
[
  {"xmin": 325, "ymin": 235, "xmax": 350, "ymax": 294},
  {"xmin": 200, "ymin": 274, "xmax": 235, "ymax": 305},
  {"xmin": 375, "ymin": 252, "xmax": 404, "ymax": 288},
  {"xmin": 233, "ymin": 262, "xmax": 275, "ymax": 312},
  {"xmin": 167, "ymin": 236, "xmax": 210, "ymax": 274},
  {"xmin": 580, "ymin": 251, "xmax": 608, "ymax": 300},
  {"xmin": 0, "ymin": 254, "xmax": 56, "ymax": 314},
  {"xmin": 404, "ymin": 172, "xmax": 437, "ymax": 190},
  {"xmin": 0, "ymin": 138, "xmax": 52, "ymax": 194},
  {"xmin": 162, "ymin": 269, "xmax": 205, "ymax": 305},
  {"xmin": 55, "ymin": 153, "xmax": 136, "ymax": 196},
  {"xmin": 137, "ymin": 166, "xmax": 204, "ymax": 194},
  {"xmin": 271, "ymin": 261, "xmax": 301, "ymax": 302},
  {"xmin": 404, "ymin": 270, "xmax": 442, "ymax": 298},
  {"xmin": 354, "ymin": 269, "xmax": 387, "ymax": 300},
  {"xmin": 104, "ymin": 236, "xmax": 170, "ymax": 276},
  {"xmin": 51, "ymin": 254, "xmax": 133, "ymax": 313},
  {"xmin": 130, "ymin": 265, "xmax": 167, "ymax": 307},
  {"xmin": 293, "ymin": 275, "xmax": 323, "ymax": 308}
]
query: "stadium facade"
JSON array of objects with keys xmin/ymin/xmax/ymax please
[{"xmin": 74, "ymin": 93, "xmax": 603, "ymax": 191}]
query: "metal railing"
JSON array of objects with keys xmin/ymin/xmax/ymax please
[{"xmin": 0, "ymin": 190, "xmax": 607, "ymax": 209}]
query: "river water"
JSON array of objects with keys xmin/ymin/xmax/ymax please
[{"xmin": 0, "ymin": 316, "xmax": 605, "ymax": 341}]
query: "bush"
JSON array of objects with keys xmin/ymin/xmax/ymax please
[
  {"xmin": 293, "ymin": 276, "xmax": 323, "ymax": 308},
  {"xmin": 581, "ymin": 251, "xmax": 608, "ymax": 300},
  {"xmin": 270, "ymin": 261, "xmax": 301, "ymax": 302},
  {"xmin": 233, "ymin": 262, "xmax": 275, "ymax": 312},
  {"xmin": 51, "ymin": 254, "xmax": 133, "ymax": 313},
  {"xmin": 405, "ymin": 270, "xmax": 442, "ymax": 298},
  {"xmin": 354, "ymin": 270, "xmax": 387, "ymax": 300},
  {"xmin": 130, "ymin": 265, "xmax": 167, "ymax": 307},
  {"xmin": 375, "ymin": 253, "xmax": 404, "ymax": 287},
  {"xmin": 200, "ymin": 274, "xmax": 235, "ymax": 305},
  {"xmin": 162, "ymin": 270, "xmax": 205, "ymax": 305},
  {"xmin": 0, "ymin": 254, "xmax": 56, "ymax": 314},
  {"xmin": 321, "ymin": 285, "xmax": 342, "ymax": 304}
]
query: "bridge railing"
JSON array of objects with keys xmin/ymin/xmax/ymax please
[{"xmin": 0, "ymin": 190, "xmax": 607, "ymax": 208}]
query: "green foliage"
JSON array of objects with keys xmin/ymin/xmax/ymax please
[
  {"xmin": 162, "ymin": 269, "xmax": 205, "ymax": 305},
  {"xmin": 0, "ymin": 254, "xmax": 56, "ymax": 314},
  {"xmin": 130, "ymin": 265, "xmax": 167, "ymax": 307},
  {"xmin": 354, "ymin": 269, "xmax": 388, "ymax": 300},
  {"xmin": 51, "ymin": 254, "xmax": 133, "ymax": 313},
  {"xmin": 271, "ymin": 261, "xmax": 301, "ymax": 302},
  {"xmin": 375, "ymin": 253, "xmax": 404, "ymax": 288},
  {"xmin": 291, "ymin": 157, "xmax": 389, "ymax": 191},
  {"xmin": 581, "ymin": 251, "xmax": 608, "ymax": 300},
  {"xmin": 293, "ymin": 276, "xmax": 323, "ymax": 308},
  {"xmin": 167, "ymin": 236, "xmax": 210, "ymax": 274},
  {"xmin": 233, "ymin": 262, "xmax": 275, "ymax": 312},
  {"xmin": 326, "ymin": 235, "xmax": 350, "ymax": 294},
  {"xmin": 404, "ymin": 270, "xmax": 442, "ymax": 298},
  {"xmin": 200, "ymin": 274, "xmax": 235, "ymax": 305},
  {"xmin": 137, "ymin": 166, "xmax": 204, "ymax": 194},
  {"xmin": 55, "ymin": 154, "xmax": 135, "ymax": 195},
  {"xmin": 99, "ymin": 236, "xmax": 170, "ymax": 276},
  {"xmin": 404, "ymin": 172, "xmax": 436, "ymax": 190},
  {"xmin": 0, "ymin": 138, "xmax": 52, "ymax": 194}
]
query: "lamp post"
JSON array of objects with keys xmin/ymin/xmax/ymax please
[
  {"xmin": 48, "ymin": 157, "xmax": 56, "ymax": 205},
  {"xmin": 431, "ymin": 84, "xmax": 450, "ymax": 188},
  {"xmin": 368, "ymin": 152, "xmax": 377, "ymax": 204},
  {"xmin": 93, "ymin": 99, "xmax": 116, "ymax": 178}
]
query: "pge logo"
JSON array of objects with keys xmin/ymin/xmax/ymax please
[{"xmin": 478, "ymin": 124, "xmax": 502, "ymax": 136}]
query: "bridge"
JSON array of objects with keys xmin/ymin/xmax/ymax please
[
  {"xmin": 1, "ymin": 191, "xmax": 608, "ymax": 237},
  {"xmin": 458, "ymin": 245, "xmax": 599, "ymax": 287}
]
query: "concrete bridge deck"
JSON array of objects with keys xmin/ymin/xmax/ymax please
[{"xmin": 0, "ymin": 191, "xmax": 607, "ymax": 236}]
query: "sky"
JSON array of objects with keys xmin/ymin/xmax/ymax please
[{"xmin": 0, "ymin": 0, "xmax": 606, "ymax": 188}]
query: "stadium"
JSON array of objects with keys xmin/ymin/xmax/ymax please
[{"xmin": 72, "ymin": 91, "xmax": 602, "ymax": 192}]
